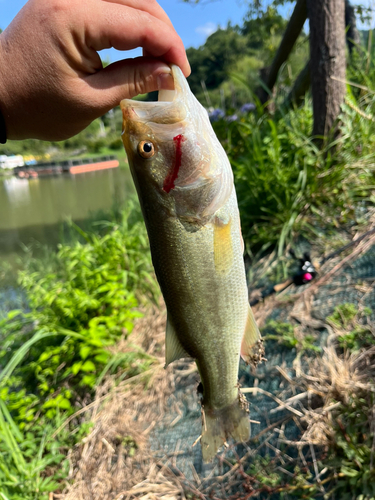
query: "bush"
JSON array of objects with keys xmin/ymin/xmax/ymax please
[{"xmin": 108, "ymin": 137, "xmax": 123, "ymax": 150}]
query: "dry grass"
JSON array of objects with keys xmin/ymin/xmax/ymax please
[
  {"xmin": 60, "ymin": 221, "xmax": 375, "ymax": 499},
  {"xmin": 61, "ymin": 301, "xmax": 198, "ymax": 500},
  {"xmin": 214, "ymin": 224, "xmax": 375, "ymax": 496},
  {"xmin": 275, "ymin": 343, "xmax": 375, "ymax": 447},
  {"xmin": 295, "ymin": 330, "xmax": 375, "ymax": 448}
]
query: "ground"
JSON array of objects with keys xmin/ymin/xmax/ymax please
[{"xmin": 61, "ymin": 209, "xmax": 375, "ymax": 500}]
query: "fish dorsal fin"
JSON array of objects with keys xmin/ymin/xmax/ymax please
[
  {"xmin": 240, "ymin": 305, "xmax": 264, "ymax": 366},
  {"xmin": 165, "ymin": 314, "xmax": 190, "ymax": 367}
]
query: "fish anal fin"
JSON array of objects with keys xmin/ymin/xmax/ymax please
[
  {"xmin": 240, "ymin": 305, "xmax": 265, "ymax": 367},
  {"xmin": 213, "ymin": 216, "xmax": 233, "ymax": 275},
  {"xmin": 201, "ymin": 395, "xmax": 250, "ymax": 463},
  {"xmin": 165, "ymin": 314, "xmax": 190, "ymax": 368}
]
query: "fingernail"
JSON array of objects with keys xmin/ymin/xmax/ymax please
[{"xmin": 157, "ymin": 71, "xmax": 174, "ymax": 91}]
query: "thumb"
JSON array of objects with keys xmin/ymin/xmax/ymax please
[{"xmin": 86, "ymin": 57, "xmax": 175, "ymax": 111}]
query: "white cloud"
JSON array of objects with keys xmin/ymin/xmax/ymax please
[{"xmin": 195, "ymin": 22, "xmax": 218, "ymax": 38}]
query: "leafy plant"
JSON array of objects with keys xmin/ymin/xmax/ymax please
[
  {"xmin": 327, "ymin": 303, "xmax": 374, "ymax": 353},
  {"xmin": 326, "ymin": 394, "xmax": 375, "ymax": 499},
  {"xmin": 264, "ymin": 320, "xmax": 320, "ymax": 354},
  {"xmin": 0, "ymin": 201, "xmax": 158, "ymax": 497},
  {"xmin": 264, "ymin": 320, "xmax": 298, "ymax": 348}
]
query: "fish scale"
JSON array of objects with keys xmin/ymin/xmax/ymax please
[{"xmin": 121, "ymin": 65, "xmax": 264, "ymax": 462}]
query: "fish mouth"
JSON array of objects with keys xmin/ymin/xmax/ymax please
[{"xmin": 120, "ymin": 65, "xmax": 189, "ymax": 126}]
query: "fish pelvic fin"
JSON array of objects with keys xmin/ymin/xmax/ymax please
[
  {"xmin": 201, "ymin": 394, "xmax": 250, "ymax": 463},
  {"xmin": 240, "ymin": 305, "xmax": 265, "ymax": 367},
  {"xmin": 165, "ymin": 313, "xmax": 190, "ymax": 368}
]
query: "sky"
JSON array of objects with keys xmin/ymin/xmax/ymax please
[{"xmin": 0, "ymin": 0, "xmax": 374, "ymax": 63}]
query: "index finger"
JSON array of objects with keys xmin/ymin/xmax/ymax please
[
  {"xmin": 86, "ymin": 3, "xmax": 191, "ymax": 76},
  {"xmin": 102, "ymin": 0, "xmax": 174, "ymax": 29}
]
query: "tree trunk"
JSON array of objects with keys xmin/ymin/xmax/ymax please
[
  {"xmin": 307, "ymin": 0, "xmax": 346, "ymax": 139},
  {"xmin": 283, "ymin": 0, "xmax": 359, "ymax": 112},
  {"xmin": 257, "ymin": 0, "xmax": 307, "ymax": 105}
]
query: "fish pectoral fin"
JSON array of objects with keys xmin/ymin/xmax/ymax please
[
  {"xmin": 240, "ymin": 305, "xmax": 265, "ymax": 367},
  {"xmin": 213, "ymin": 215, "xmax": 233, "ymax": 275},
  {"xmin": 165, "ymin": 314, "xmax": 190, "ymax": 367}
]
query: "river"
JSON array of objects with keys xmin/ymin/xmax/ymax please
[{"xmin": 0, "ymin": 166, "xmax": 135, "ymax": 266}]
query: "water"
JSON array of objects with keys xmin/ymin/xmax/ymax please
[{"xmin": 0, "ymin": 166, "xmax": 135, "ymax": 263}]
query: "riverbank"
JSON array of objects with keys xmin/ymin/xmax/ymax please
[
  {"xmin": 13, "ymin": 155, "xmax": 119, "ymax": 178},
  {"xmin": 0, "ymin": 168, "xmax": 13, "ymax": 177}
]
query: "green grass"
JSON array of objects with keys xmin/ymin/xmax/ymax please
[
  {"xmin": 227, "ymin": 96, "xmax": 375, "ymax": 257},
  {"xmin": 210, "ymin": 58, "xmax": 375, "ymax": 258},
  {"xmin": 0, "ymin": 200, "xmax": 158, "ymax": 498}
]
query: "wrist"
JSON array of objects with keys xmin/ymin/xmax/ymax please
[
  {"xmin": 0, "ymin": 35, "xmax": 10, "ymax": 143},
  {"xmin": 0, "ymin": 33, "xmax": 23, "ymax": 141},
  {"xmin": 0, "ymin": 107, "xmax": 6, "ymax": 144}
]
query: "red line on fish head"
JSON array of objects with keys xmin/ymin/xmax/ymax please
[{"xmin": 163, "ymin": 134, "xmax": 186, "ymax": 193}]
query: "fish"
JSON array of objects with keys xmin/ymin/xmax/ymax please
[{"xmin": 120, "ymin": 65, "xmax": 264, "ymax": 462}]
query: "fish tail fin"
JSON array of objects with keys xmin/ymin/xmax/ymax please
[{"xmin": 201, "ymin": 396, "xmax": 250, "ymax": 463}]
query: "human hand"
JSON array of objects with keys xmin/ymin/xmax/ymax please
[{"xmin": 0, "ymin": 0, "xmax": 190, "ymax": 141}]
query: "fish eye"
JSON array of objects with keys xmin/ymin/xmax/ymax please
[{"xmin": 137, "ymin": 141, "xmax": 155, "ymax": 159}]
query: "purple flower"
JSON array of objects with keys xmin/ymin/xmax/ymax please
[
  {"xmin": 226, "ymin": 114, "xmax": 238, "ymax": 123},
  {"xmin": 240, "ymin": 103, "xmax": 256, "ymax": 113},
  {"xmin": 208, "ymin": 108, "xmax": 225, "ymax": 122}
]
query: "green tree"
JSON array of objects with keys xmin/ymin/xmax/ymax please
[
  {"xmin": 183, "ymin": 0, "xmax": 352, "ymax": 145},
  {"xmin": 187, "ymin": 25, "xmax": 247, "ymax": 95},
  {"xmin": 242, "ymin": 6, "xmax": 287, "ymax": 53}
]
